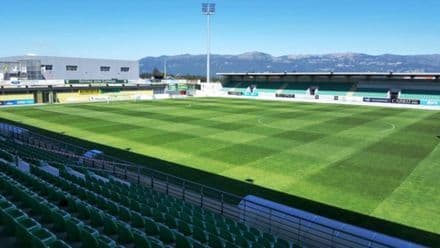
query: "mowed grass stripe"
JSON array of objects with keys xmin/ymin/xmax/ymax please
[
  {"xmin": 371, "ymin": 143, "xmax": 440, "ymax": 233},
  {"xmin": 218, "ymin": 106, "xmax": 412, "ymax": 190},
  {"xmin": 304, "ymin": 111, "xmax": 439, "ymax": 212}
]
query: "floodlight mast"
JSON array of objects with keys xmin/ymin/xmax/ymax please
[
  {"xmin": 202, "ymin": 3, "xmax": 215, "ymax": 83},
  {"xmin": 163, "ymin": 59, "xmax": 167, "ymax": 79}
]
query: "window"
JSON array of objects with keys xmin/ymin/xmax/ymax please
[
  {"xmin": 100, "ymin": 66, "xmax": 111, "ymax": 72},
  {"xmin": 41, "ymin": 65, "xmax": 53, "ymax": 70},
  {"xmin": 66, "ymin": 65, "xmax": 78, "ymax": 71},
  {"xmin": 120, "ymin": 67, "xmax": 130, "ymax": 72}
]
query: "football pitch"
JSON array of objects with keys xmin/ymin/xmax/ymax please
[{"xmin": 1, "ymin": 97, "xmax": 439, "ymax": 235}]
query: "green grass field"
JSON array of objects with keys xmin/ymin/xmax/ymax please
[{"xmin": 1, "ymin": 97, "xmax": 439, "ymax": 236}]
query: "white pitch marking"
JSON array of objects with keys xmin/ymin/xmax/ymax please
[
  {"xmin": 258, "ymin": 118, "xmax": 271, "ymax": 127},
  {"xmin": 380, "ymin": 122, "xmax": 396, "ymax": 132}
]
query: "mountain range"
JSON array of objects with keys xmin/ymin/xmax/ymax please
[{"xmin": 139, "ymin": 52, "xmax": 440, "ymax": 76}]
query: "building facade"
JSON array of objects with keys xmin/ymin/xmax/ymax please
[{"xmin": 0, "ymin": 56, "xmax": 139, "ymax": 81}]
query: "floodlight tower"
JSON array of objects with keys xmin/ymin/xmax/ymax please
[{"xmin": 202, "ymin": 2, "xmax": 215, "ymax": 83}]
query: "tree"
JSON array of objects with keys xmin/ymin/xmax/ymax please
[{"xmin": 152, "ymin": 68, "xmax": 164, "ymax": 79}]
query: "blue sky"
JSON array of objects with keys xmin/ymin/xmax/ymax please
[{"xmin": 0, "ymin": 0, "xmax": 439, "ymax": 59}]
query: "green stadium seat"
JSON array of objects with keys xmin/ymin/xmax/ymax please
[
  {"xmin": 158, "ymin": 223, "xmax": 175, "ymax": 244},
  {"xmin": 29, "ymin": 227, "xmax": 57, "ymax": 248},
  {"xmin": 15, "ymin": 217, "xmax": 42, "ymax": 246},
  {"xmin": 131, "ymin": 211, "xmax": 145, "ymax": 228},
  {"xmin": 133, "ymin": 229, "xmax": 152, "ymax": 248},
  {"xmin": 50, "ymin": 240, "xmax": 71, "ymax": 248},
  {"xmin": 66, "ymin": 197, "xmax": 78, "ymax": 213},
  {"xmin": 208, "ymin": 233, "xmax": 225, "ymax": 248},
  {"xmin": 81, "ymin": 226, "xmax": 99, "ymax": 248},
  {"xmin": 263, "ymin": 232, "xmax": 276, "ymax": 243},
  {"xmin": 107, "ymin": 201, "xmax": 119, "ymax": 216},
  {"xmin": 89, "ymin": 208, "xmax": 104, "ymax": 227},
  {"xmin": 152, "ymin": 209, "xmax": 165, "ymax": 223},
  {"xmin": 235, "ymin": 235, "xmax": 252, "ymax": 248},
  {"xmin": 259, "ymin": 238, "xmax": 273, "ymax": 248},
  {"xmin": 249, "ymin": 227, "xmax": 262, "ymax": 237},
  {"xmin": 98, "ymin": 235, "xmax": 118, "ymax": 248},
  {"xmin": 243, "ymin": 231, "xmax": 258, "ymax": 243},
  {"xmin": 165, "ymin": 215, "xmax": 178, "ymax": 229},
  {"xmin": 130, "ymin": 200, "xmax": 141, "ymax": 212},
  {"xmin": 205, "ymin": 221, "xmax": 219, "ymax": 235},
  {"xmin": 117, "ymin": 221, "xmax": 134, "ymax": 244},
  {"xmin": 219, "ymin": 228, "xmax": 235, "ymax": 242},
  {"xmin": 193, "ymin": 217, "xmax": 205, "ymax": 229},
  {"xmin": 227, "ymin": 226, "xmax": 241, "ymax": 237},
  {"xmin": 175, "ymin": 232, "xmax": 193, "ymax": 248},
  {"xmin": 120, "ymin": 195, "xmax": 131, "ymax": 207},
  {"xmin": 145, "ymin": 217, "xmax": 159, "ymax": 236},
  {"xmin": 193, "ymin": 227, "xmax": 208, "ymax": 243},
  {"xmin": 103, "ymin": 215, "xmax": 118, "ymax": 236},
  {"xmin": 77, "ymin": 202, "xmax": 91, "ymax": 220},
  {"xmin": 177, "ymin": 219, "xmax": 193, "ymax": 236},
  {"xmin": 274, "ymin": 238, "xmax": 291, "ymax": 248},
  {"xmin": 51, "ymin": 208, "xmax": 70, "ymax": 232},
  {"xmin": 119, "ymin": 205, "xmax": 132, "ymax": 222},
  {"xmin": 141, "ymin": 204, "xmax": 153, "ymax": 217},
  {"xmin": 4, "ymin": 207, "xmax": 26, "ymax": 229},
  {"xmin": 66, "ymin": 217, "xmax": 82, "ymax": 241}
]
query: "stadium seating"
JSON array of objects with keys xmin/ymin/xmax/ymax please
[
  {"xmin": 352, "ymin": 88, "xmax": 388, "ymax": 98},
  {"xmin": 280, "ymin": 82, "xmax": 354, "ymax": 96},
  {"xmin": 280, "ymin": 82, "xmax": 310, "ymax": 95},
  {"xmin": 222, "ymin": 82, "xmax": 243, "ymax": 92},
  {"xmin": 316, "ymin": 83, "xmax": 354, "ymax": 96},
  {"xmin": 223, "ymin": 81, "xmax": 355, "ymax": 96},
  {"xmin": 0, "ymin": 143, "xmax": 296, "ymax": 248},
  {"xmin": 251, "ymin": 82, "xmax": 285, "ymax": 93},
  {"xmin": 223, "ymin": 82, "xmax": 285, "ymax": 94},
  {"xmin": 0, "ymin": 139, "xmax": 76, "ymax": 165},
  {"xmin": 223, "ymin": 80, "xmax": 440, "ymax": 102},
  {"xmin": 399, "ymin": 89, "xmax": 440, "ymax": 100}
]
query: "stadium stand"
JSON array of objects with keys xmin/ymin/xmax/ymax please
[
  {"xmin": 222, "ymin": 81, "xmax": 439, "ymax": 100},
  {"xmin": 0, "ymin": 143, "xmax": 295, "ymax": 248},
  {"xmin": 223, "ymin": 82, "xmax": 284, "ymax": 94},
  {"xmin": 220, "ymin": 81, "xmax": 440, "ymax": 100},
  {"xmin": 352, "ymin": 88, "xmax": 388, "ymax": 98},
  {"xmin": 221, "ymin": 82, "xmax": 243, "ymax": 92},
  {"xmin": 400, "ymin": 89, "xmax": 440, "ymax": 100},
  {"xmin": 315, "ymin": 83, "xmax": 354, "ymax": 96},
  {"xmin": 281, "ymin": 83, "xmax": 310, "ymax": 95},
  {"xmin": 224, "ymin": 82, "xmax": 355, "ymax": 97}
]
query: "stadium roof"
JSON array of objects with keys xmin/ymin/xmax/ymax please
[{"xmin": 217, "ymin": 72, "xmax": 440, "ymax": 78}]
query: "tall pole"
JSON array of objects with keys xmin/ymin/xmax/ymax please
[
  {"xmin": 163, "ymin": 59, "xmax": 167, "ymax": 79},
  {"xmin": 202, "ymin": 3, "xmax": 215, "ymax": 84},
  {"xmin": 207, "ymin": 14, "xmax": 211, "ymax": 84}
]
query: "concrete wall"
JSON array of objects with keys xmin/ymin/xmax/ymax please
[{"xmin": 0, "ymin": 56, "xmax": 139, "ymax": 80}]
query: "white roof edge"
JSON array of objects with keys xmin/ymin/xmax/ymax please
[
  {"xmin": 0, "ymin": 55, "xmax": 138, "ymax": 63},
  {"xmin": 216, "ymin": 72, "xmax": 440, "ymax": 77}
]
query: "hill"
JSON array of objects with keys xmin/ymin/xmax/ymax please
[{"xmin": 139, "ymin": 52, "xmax": 440, "ymax": 76}]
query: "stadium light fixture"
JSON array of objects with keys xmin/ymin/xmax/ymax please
[{"xmin": 202, "ymin": 2, "xmax": 215, "ymax": 83}]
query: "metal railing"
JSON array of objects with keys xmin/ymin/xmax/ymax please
[{"xmin": 0, "ymin": 124, "xmax": 422, "ymax": 248}]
